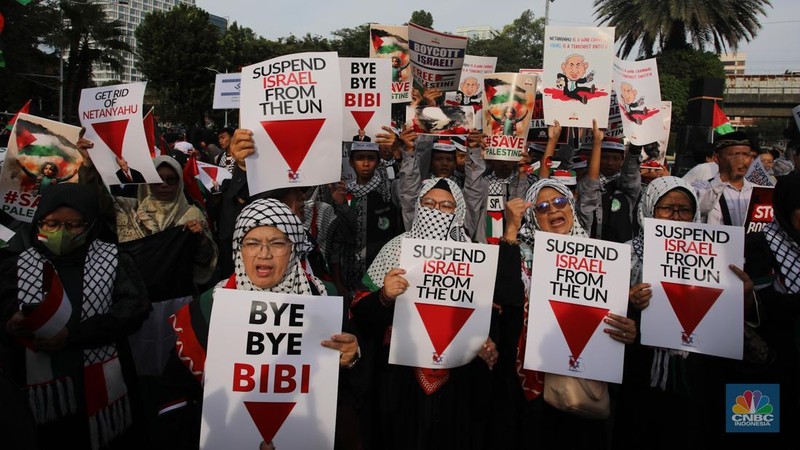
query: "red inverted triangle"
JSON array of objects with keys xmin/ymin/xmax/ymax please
[
  {"xmin": 661, "ymin": 281, "xmax": 723, "ymax": 336},
  {"xmin": 15, "ymin": 126, "xmax": 36, "ymax": 150},
  {"xmin": 415, "ymin": 303, "xmax": 474, "ymax": 356},
  {"xmin": 260, "ymin": 119, "xmax": 325, "ymax": 173},
  {"xmin": 91, "ymin": 119, "xmax": 129, "ymax": 159},
  {"xmin": 203, "ymin": 165, "xmax": 219, "ymax": 181},
  {"xmin": 350, "ymin": 111, "xmax": 375, "ymax": 131},
  {"xmin": 549, "ymin": 300, "xmax": 609, "ymax": 360},
  {"xmin": 244, "ymin": 401, "xmax": 296, "ymax": 445}
]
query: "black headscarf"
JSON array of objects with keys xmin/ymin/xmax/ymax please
[
  {"xmin": 31, "ymin": 183, "xmax": 101, "ymax": 253},
  {"xmin": 773, "ymin": 172, "xmax": 800, "ymax": 244}
]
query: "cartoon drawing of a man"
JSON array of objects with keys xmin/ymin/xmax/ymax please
[
  {"xmin": 559, "ymin": 54, "xmax": 596, "ymax": 104},
  {"xmin": 619, "ymin": 81, "xmax": 649, "ymax": 125}
]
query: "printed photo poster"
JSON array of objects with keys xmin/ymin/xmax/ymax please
[
  {"xmin": 212, "ymin": 72, "xmax": 242, "ymax": 109},
  {"xmin": 542, "ymin": 26, "xmax": 615, "ymax": 128},
  {"xmin": 201, "ymin": 289, "xmax": 343, "ymax": 450},
  {"xmin": 195, "ymin": 160, "xmax": 233, "ymax": 191},
  {"xmin": 408, "ymin": 23, "xmax": 468, "ymax": 93},
  {"xmin": 389, "ymin": 238, "xmax": 499, "ymax": 369},
  {"xmin": 482, "ymin": 72, "xmax": 537, "ymax": 161},
  {"xmin": 369, "ymin": 24, "xmax": 411, "ymax": 103},
  {"xmin": 605, "ymin": 91, "xmax": 624, "ymax": 139},
  {"xmin": 340, "ymin": 57, "xmax": 391, "ymax": 142},
  {"xmin": 240, "ymin": 52, "xmax": 343, "ymax": 195},
  {"xmin": 0, "ymin": 114, "xmax": 81, "ymax": 222},
  {"xmin": 340, "ymin": 142, "xmax": 356, "ymax": 183},
  {"xmin": 404, "ymin": 104, "xmax": 475, "ymax": 137},
  {"xmin": 612, "ymin": 58, "xmax": 662, "ymax": 145},
  {"xmin": 744, "ymin": 186, "xmax": 774, "ymax": 236},
  {"xmin": 78, "ymin": 82, "xmax": 162, "ymax": 188},
  {"xmin": 640, "ymin": 218, "xmax": 744, "ymax": 359},
  {"xmin": 523, "ymin": 232, "xmax": 631, "ymax": 383},
  {"xmin": 444, "ymin": 55, "xmax": 498, "ymax": 107}
]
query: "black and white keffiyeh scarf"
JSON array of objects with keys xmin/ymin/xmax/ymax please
[
  {"xmin": 18, "ymin": 241, "xmax": 129, "ymax": 450},
  {"xmin": 763, "ymin": 173, "xmax": 800, "ymax": 294},
  {"xmin": 517, "ymin": 179, "xmax": 587, "ymax": 247},
  {"xmin": 485, "ymin": 171, "xmax": 515, "ymax": 197},
  {"xmin": 227, "ymin": 198, "xmax": 325, "ymax": 295}
]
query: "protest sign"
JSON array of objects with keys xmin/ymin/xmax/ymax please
[
  {"xmin": 444, "ymin": 55, "xmax": 497, "ymax": 106},
  {"xmin": 405, "ymin": 104, "xmax": 474, "ymax": 137},
  {"xmin": 612, "ymin": 58, "xmax": 663, "ymax": 145},
  {"xmin": 369, "ymin": 24, "xmax": 411, "ymax": 103},
  {"xmin": 542, "ymin": 26, "xmax": 615, "ymax": 128},
  {"xmin": 340, "ymin": 142, "xmax": 356, "ymax": 183},
  {"xmin": 523, "ymin": 232, "xmax": 630, "ymax": 383},
  {"xmin": 201, "ymin": 290, "xmax": 342, "ymax": 450},
  {"xmin": 79, "ymin": 82, "xmax": 162, "ymax": 188},
  {"xmin": 340, "ymin": 57, "xmax": 391, "ymax": 142},
  {"xmin": 641, "ymin": 218, "xmax": 744, "ymax": 359},
  {"xmin": 0, "ymin": 114, "xmax": 81, "ymax": 221},
  {"xmin": 483, "ymin": 73, "xmax": 537, "ymax": 160},
  {"xmin": 408, "ymin": 23, "xmax": 468, "ymax": 93},
  {"xmin": 744, "ymin": 186, "xmax": 774, "ymax": 235},
  {"xmin": 212, "ymin": 72, "xmax": 242, "ymax": 109},
  {"xmin": 195, "ymin": 160, "xmax": 233, "ymax": 191},
  {"xmin": 389, "ymin": 238, "xmax": 499, "ymax": 369},
  {"xmin": 240, "ymin": 52, "xmax": 342, "ymax": 195}
]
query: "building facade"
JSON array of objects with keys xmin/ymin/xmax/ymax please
[
  {"xmin": 454, "ymin": 26, "xmax": 498, "ymax": 41},
  {"xmin": 720, "ymin": 52, "xmax": 747, "ymax": 76}
]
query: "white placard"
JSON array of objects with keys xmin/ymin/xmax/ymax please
[
  {"xmin": 240, "ymin": 52, "xmax": 343, "ymax": 195},
  {"xmin": 212, "ymin": 73, "xmax": 242, "ymax": 109},
  {"xmin": 340, "ymin": 57, "xmax": 391, "ymax": 142},
  {"xmin": 640, "ymin": 218, "xmax": 744, "ymax": 359},
  {"xmin": 482, "ymin": 72, "xmax": 538, "ymax": 161},
  {"xmin": 389, "ymin": 238, "xmax": 499, "ymax": 369},
  {"xmin": 612, "ymin": 57, "xmax": 663, "ymax": 145},
  {"xmin": 369, "ymin": 24, "xmax": 411, "ymax": 103},
  {"xmin": 408, "ymin": 23, "xmax": 468, "ymax": 92},
  {"xmin": 201, "ymin": 289, "xmax": 342, "ymax": 450},
  {"xmin": 542, "ymin": 26, "xmax": 615, "ymax": 128},
  {"xmin": 444, "ymin": 55, "xmax": 497, "ymax": 106},
  {"xmin": 524, "ymin": 232, "xmax": 631, "ymax": 383},
  {"xmin": 78, "ymin": 82, "xmax": 162, "ymax": 187}
]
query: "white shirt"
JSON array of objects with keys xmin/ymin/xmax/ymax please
[{"xmin": 693, "ymin": 175, "xmax": 753, "ymax": 226}]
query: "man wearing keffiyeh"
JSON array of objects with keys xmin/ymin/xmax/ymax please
[{"xmin": 1, "ymin": 183, "xmax": 150, "ymax": 450}]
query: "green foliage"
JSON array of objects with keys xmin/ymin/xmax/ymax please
[
  {"xmin": 467, "ymin": 10, "xmax": 544, "ymax": 72},
  {"xmin": 750, "ymin": 117, "xmax": 791, "ymax": 144},
  {"xmin": 331, "ymin": 24, "xmax": 370, "ymax": 58},
  {"xmin": 136, "ymin": 4, "xmax": 220, "ymax": 126},
  {"xmin": 218, "ymin": 23, "xmax": 275, "ymax": 72},
  {"xmin": 409, "ymin": 10, "xmax": 434, "ymax": 29},
  {"xmin": 594, "ymin": 0, "xmax": 773, "ymax": 59}
]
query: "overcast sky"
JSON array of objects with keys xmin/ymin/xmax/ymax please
[{"xmin": 196, "ymin": 0, "xmax": 800, "ymax": 75}]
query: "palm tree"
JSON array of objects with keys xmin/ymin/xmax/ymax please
[
  {"xmin": 48, "ymin": 0, "xmax": 131, "ymax": 123},
  {"xmin": 593, "ymin": 0, "xmax": 772, "ymax": 59}
]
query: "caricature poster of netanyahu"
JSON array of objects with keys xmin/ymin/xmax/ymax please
[
  {"xmin": 79, "ymin": 82, "xmax": 162, "ymax": 188},
  {"xmin": 612, "ymin": 57, "xmax": 663, "ymax": 145},
  {"xmin": 542, "ymin": 26, "xmax": 615, "ymax": 128},
  {"xmin": 201, "ymin": 290, "xmax": 342, "ymax": 449},
  {"xmin": 240, "ymin": 52, "xmax": 343, "ymax": 195}
]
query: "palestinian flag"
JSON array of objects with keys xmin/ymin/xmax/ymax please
[
  {"xmin": 14, "ymin": 117, "xmax": 79, "ymax": 162},
  {"xmin": 196, "ymin": 160, "xmax": 232, "ymax": 192},
  {"xmin": 143, "ymin": 107, "xmax": 159, "ymax": 158},
  {"xmin": 370, "ymin": 27, "xmax": 408, "ymax": 55},
  {"xmin": 183, "ymin": 154, "xmax": 206, "ymax": 209},
  {"xmin": 712, "ymin": 103, "xmax": 735, "ymax": 135},
  {"xmin": 6, "ymin": 99, "xmax": 31, "ymax": 131},
  {"xmin": 484, "ymin": 78, "xmax": 526, "ymax": 106}
]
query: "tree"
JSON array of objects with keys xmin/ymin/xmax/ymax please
[
  {"xmin": 594, "ymin": 0, "xmax": 772, "ymax": 59},
  {"xmin": 218, "ymin": 23, "xmax": 275, "ymax": 72},
  {"xmin": 409, "ymin": 10, "xmax": 434, "ymax": 29},
  {"xmin": 135, "ymin": 5, "xmax": 220, "ymax": 127},
  {"xmin": 750, "ymin": 117, "xmax": 790, "ymax": 145},
  {"xmin": 45, "ymin": 1, "xmax": 131, "ymax": 124},
  {"xmin": 467, "ymin": 10, "xmax": 544, "ymax": 72},
  {"xmin": 331, "ymin": 24, "xmax": 370, "ymax": 58}
]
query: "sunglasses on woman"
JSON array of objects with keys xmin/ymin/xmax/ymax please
[{"xmin": 533, "ymin": 196, "xmax": 569, "ymax": 215}]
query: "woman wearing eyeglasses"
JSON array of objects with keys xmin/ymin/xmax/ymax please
[
  {"xmin": 158, "ymin": 198, "xmax": 362, "ymax": 448},
  {"xmin": 1, "ymin": 183, "xmax": 151, "ymax": 449},
  {"xmin": 489, "ymin": 178, "xmax": 637, "ymax": 449},
  {"xmin": 349, "ymin": 177, "xmax": 499, "ymax": 450},
  {"xmin": 612, "ymin": 176, "xmax": 757, "ymax": 448}
]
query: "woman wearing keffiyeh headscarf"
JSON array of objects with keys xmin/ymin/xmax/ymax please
[
  {"xmin": 613, "ymin": 176, "xmax": 761, "ymax": 448},
  {"xmin": 1, "ymin": 183, "xmax": 150, "ymax": 450},
  {"xmin": 159, "ymin": 198, "xmax": 362, "ymax": 449},
  {"xmin": 350, "ymin": 177, "xmax": 498, "ymax": 450},
  {"xmin": 489, "ymin": 178, "xmax": 637, "ymax": 449}
]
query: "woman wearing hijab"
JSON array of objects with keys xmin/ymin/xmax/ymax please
[
  {"xmin": 1, "ymin": 183, "xmax": 150, "ymax": 450},
  {"xmin": 613, "ymin": 176, "xmax": 758, "ymax": 448},
  {"xmin": 490, "ymin": 178, "xmax": 636, "ymax": 449},
  {"xmin": 157, "ymin": 198, "xmax": 361, "ymax": 449},
  {"xmin": 350, "ymin": 177, "xmax": 499, "ymax": 450}
]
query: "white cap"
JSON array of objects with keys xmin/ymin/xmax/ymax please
[
  {"xmin": 351, "ymin": 142, "xmax": 380, "ymax": 152},
  {"xmin": 173, "ymin": 141, "xmax": 194, "ymax": 154}
]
